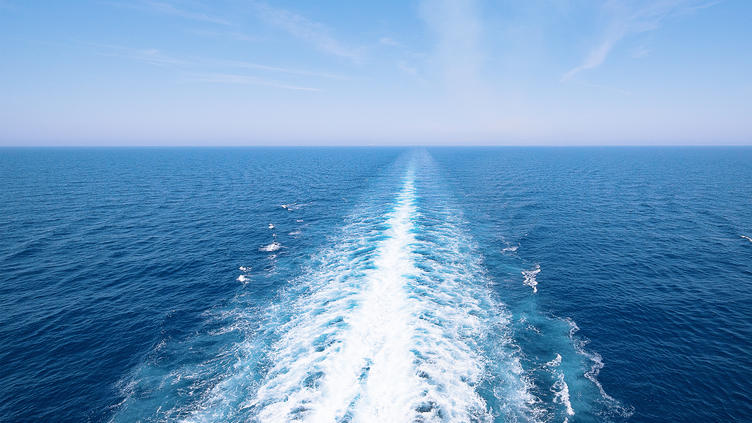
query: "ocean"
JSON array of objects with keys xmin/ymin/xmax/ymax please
[{"xmin": 1, "ymin": 147, "xmax": 750, "ymax": 422}]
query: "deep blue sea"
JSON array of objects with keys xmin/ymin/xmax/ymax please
[{"xmin": 1, "ymin": 147, "xmax": 751, "ymax": 422}]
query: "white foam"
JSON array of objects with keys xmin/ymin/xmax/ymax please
[
  {"xmin": 522, "ymin": 265, "xmax": 541, "ymax": 293},
  {"xmin": 551, "ymin": 372, "xmax": 575, "ymax": 416},
  {"xmin": 741, "ymin": 235, "xmax": 752, "ymax": 243},
  {"xmin": 242, "ymin": 169, "xmax": 526, "ymax": 422},
  {"xmin": 268, "ymin": 223, "xmax": 275, "ymax": 229},
  {"xmin": 282, "ymin": 203, "xmax": 309, "ymax": 211},
  {"xmin": 545, "ymin": 353, "xmax": 562, "ymax": 367},
  {"xmin": 248, "ymin": 174, "xmax": 421, "ymax": 421},
  {"xmin": 565, "ymin": 318, "xmax": 634, "ymax": 418},
  {"xmin": 288, "ymin": 230, "xmax": 302, "ymax": 236},
  {"xmin": 239, "ymin": 266, "xmax": 251, "ymax": 272},
  {"xmin": 175, "ymin": 159, "xmax": 537, "ymax": 423},
  {"xmin": 502, "ymin": 245, "xmax": 519, "ymax": 253},
  {"xmin": 259, "ymin": 242, "xmax": 281, "ymax": 252},
  {"xmin": 543, "ymin": 353, "xmax": 572, "ymax": 416},
  {"xmin": 237, "ymin": 275, "xmax": 248, "ymax": 283}
]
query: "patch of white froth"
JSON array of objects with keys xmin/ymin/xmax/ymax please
[
  {"xmin": 545, "ymin": 353, "xmax": 562, "ymax": 368},
  {"xmin": 259, "ymin": 242, "xmax": 281, "ymax": 252},
  {"xmin": 338, "ymin": 177, "xmax": 423, "ymax": 423},
  {"xmin": 543, "ymin": 354, "xmax": 573, "ymax": 417},
  {"xmin": 552, "ymin": 372, "xmax": 574, "ymax": 417},
  {"xmin": 244, "ymin": 170, "xmax": 499, "ymax": 422},
  {"xmin": 522, "ymin": 264, "xmax": 541, "ymax": 293},
  {"xmin": 565, "ymin": 319, "xmax": 634, "ymax": 419},
  {"xmin": 502, "ymin": 245, "xmax": 519, "ymax": 253},
  {"xmin": 545, "ymin": 352, "xmax": 574, "ymax": 418},
  {"xmin": 741, "ymin": 235, "xmax": 752, "ymax": 243},
  {"xmin": 282, "ymin": 202, "xmax": 309, "ymax": 211}
]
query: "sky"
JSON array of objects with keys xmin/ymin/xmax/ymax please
[{"xmin": 1, "ymin": 0, "xmax": 751, "ymax": 145}]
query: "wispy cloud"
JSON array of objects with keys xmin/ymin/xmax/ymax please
[
  {"xmin": 251, "ymin": 2, "xmax": 363, "ymax": 63},
  {"xmin": 631, "ymin": 45, "xmax": 650, "ymax": 59},
  {"xmin": 105, "ymin": 0, "xmax": 231, "ymax": 25},
  {"xmin": 379, "ymin": 37, "xmax": 401, "ymax": 47},
  {"xmin": 189, "ymin": 29, "xmax": 257, "ymax": 42},
  {"xmin": 95, "ymin": 44, "xmax": 188, "ymax": 66},
  {"xmin": 91, "ymin": 44, "xmax": 338, "ymax": 90},
  {"xmin": 180, "ymin": 73, "xmax": 321, "ymax": 91},
  {"xmin": 209, "ymin": 59, "xmax": 349, "ymax": 80},
  {"xmin": 96, "ymin": 43, "xmax": 345, "ymax": 79},
  {"xmin": 420, "ymin": 0, "xmax": 484, "ymax": 94},
  {"xmin": 375, "ymin": 34, "xmax": 427, "ymax": 78},
  {"xmin": 397, "ymin": 61, "xmax": 418, "ymax": 76},
  {"xmin": 562, "ymin": 0, "xmax": 719, "ymax": 81},
  {"xmin": 573, "ymin": 79, "xmax": 633, "ymax": 96}
]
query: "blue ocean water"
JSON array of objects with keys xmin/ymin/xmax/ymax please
[{"xmin": 1, "ymin": 147, "xmax": 751, "ymax": 422}]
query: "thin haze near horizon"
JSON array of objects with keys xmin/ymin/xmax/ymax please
[{"xmin": 1, "ymin": 0, "xmax": 751, "ymax": 146}]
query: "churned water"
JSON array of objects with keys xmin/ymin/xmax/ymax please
[{"xmin": 1, "ymin": 147, "xmax": 751, "ymax": 422}]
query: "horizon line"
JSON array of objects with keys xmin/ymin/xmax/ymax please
[{"xmin": 2, "ymin": 143, "xmax": 752, "ymax": 148}]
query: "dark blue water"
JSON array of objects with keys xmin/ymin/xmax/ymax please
[{"xmin": 1, "ymin": 147, "xmax": 750, "ymax": 422}]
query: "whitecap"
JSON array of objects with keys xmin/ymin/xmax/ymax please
[
  {"xmin": 281, "ymin": 203, "xmax": 309, "ymax": 211},
  {"xmin": 502, "ymin": 245, "xmax": 519, "ymax": 253},
  {"xmin": 545, "ymin": 353, "xmax": 562, "ymax": 368},
  {"xmin": 237, "ymin": 275, "xmax": 249, "ymax": 283},
  {"xmin": 741, "ymin": 235, "xmax": 752, "ymax": 243},
  {"xmin": 239, "ymin": 266, "xmax": 251, "ymax": 272},
  {"xmin": 259, "ymin": 242, "xmax": 281, "ymax": 252},
  {"xmin": 268, "ymin": 223, "xmax": 275, "ymax": 229},
  {"xmin": 522, "ymin": 265, "xmax": 541, "ymax": 293}
]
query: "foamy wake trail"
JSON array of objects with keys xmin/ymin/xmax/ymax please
[{"xmin": 226, "ymin": 168, "xmax": 534, "ymax": 422}]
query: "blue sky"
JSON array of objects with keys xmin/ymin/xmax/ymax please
[{"xmin": 1, "ymin": 0, "xmax": 750, "ymax": 145}]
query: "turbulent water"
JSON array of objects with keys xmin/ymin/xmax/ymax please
[{"xmin": 1, "ymin": 147, "xmax": 751, "ymax": 422}]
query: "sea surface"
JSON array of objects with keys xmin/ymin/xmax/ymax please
[{"xmin": 1, "ymin": 147, "xmax": 751, "ymax": 422}]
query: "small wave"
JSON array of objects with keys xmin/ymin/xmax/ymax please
[
  {"xmin": 259, "ymin": 242, "xmax": 281, "ymax": 252},
  {"xmin": 502, "ymin": 245, "xmax": 519, "ymax": 253},
  {"xmin": 281, "ymin": 203, "xmax": 309, "ymax": 211},
  {"xmin": 545, "ymin": 353, "xmax": 562, "ymax": 368},
  {"xmin": 288, "ymin": 230, "xmax": 301, "ymax": 236},
  {"xmin": 239, "ymin": 266, "xmax": 251, "ymax": 272},
  {"xmin": 268, "ymin": 223, "xmax": 275, "ymax": 229},
  {"xmin": 522, "ymin": 265, "xmax": 541, "ymax": 293},
  {"xmin": 741, "ymin": 235, "xmax": 752, "ymax": 243},
  {"xmin": 520, "ymin": 316, "xmax": 541, "ymax": 334},
  {"xmin": 237, "ymin": 275, "xmax": 249, "ymax": 283}
]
